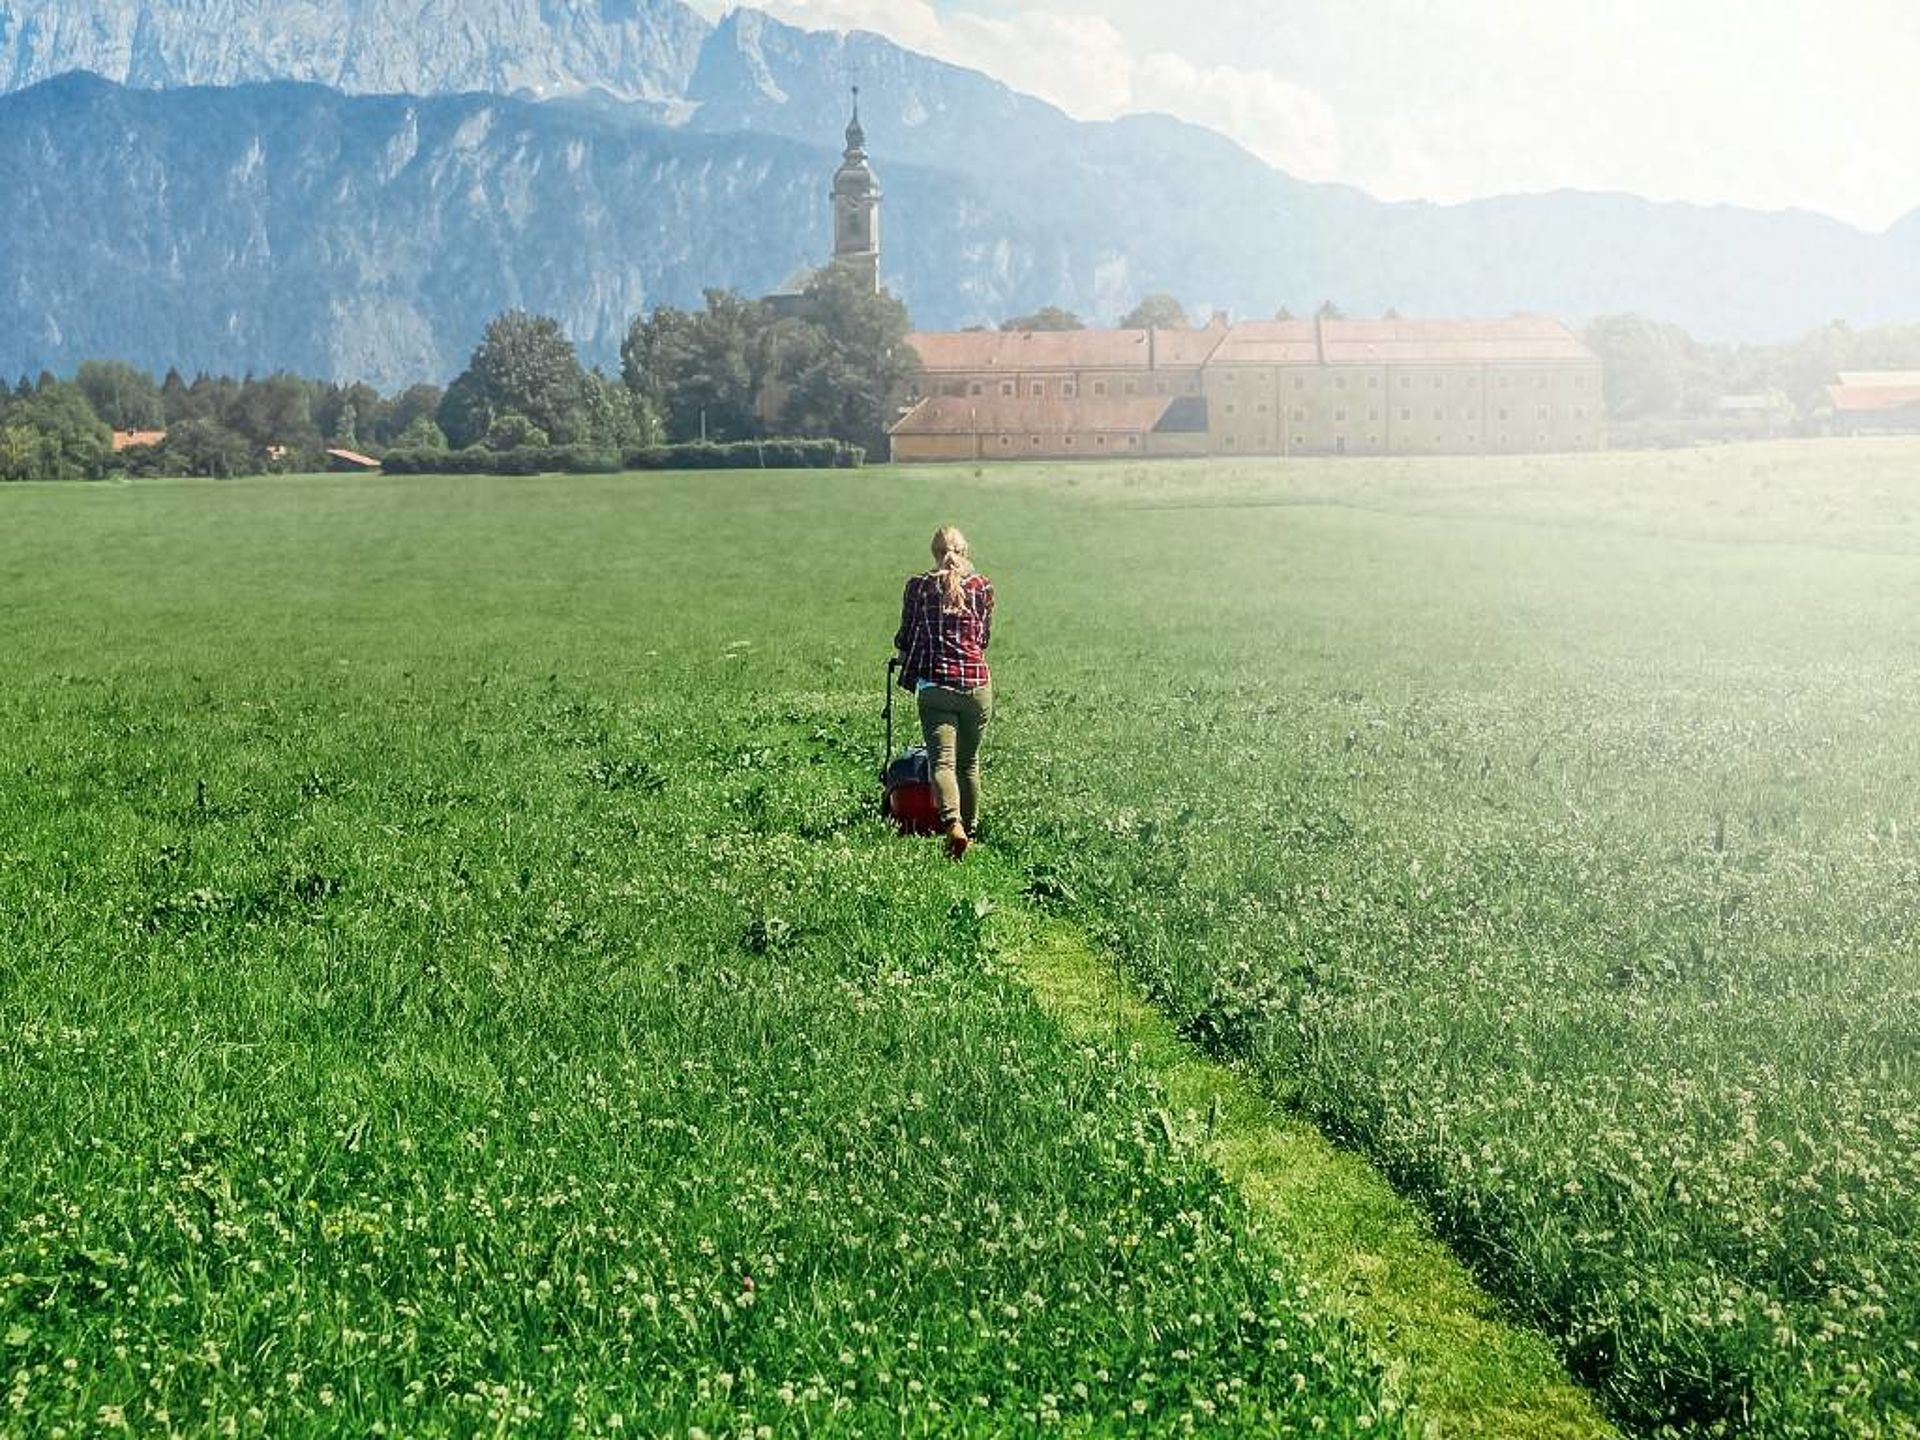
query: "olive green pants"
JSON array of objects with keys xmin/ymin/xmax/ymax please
[{"xmin": 916, "ymin": 683, "xmax": 992, "ymax": 833}]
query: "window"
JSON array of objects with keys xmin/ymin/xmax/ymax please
[
  {"xmin": 1537, "ymin": 406, "xmax": 1550, "ymax": 420},
  {"xmin": 1031, "ymin": 435, "xmax": 1041, "ymax": 446},
  {"xmin": 1225, "ymin": 435, "xmax": 1237, "ymax": 448},
  {"xmin": 1093, "ymin": 381, "xmax": 1108, "ymax": 397},
  {"xmin": 1335, "ymin": 409, "xmax": 1347, "ymax": 422},
  {"xmin": 968, "ymin": 382, "xmax": 984, "ymax": 397},
  {"xmin": 999, "ymin": 381, "xmax": 1015, "ymax": 397},
  {"xmin": 1432, "ymin": 408, "xmax": 1444, "ymax": 421},
  {"xmin": 1537, "ymin": 432, "xmax": 1548, "ymax": 444},
  {"xmin": 1537, "ymin": 376, "xmax": 1549, "ymax": 389},
  {"xmin": 1400, "ymin": 408, "xmax": 1412, "ymax": 421},
  {"xmin": 1575, "ymin": 375, "xmax": 1588, "ymax": 390},
  {"xmin": 1368, "ymin": 376, "xmax": 1380, "ymax": 389},
  {"xmin": 1294, "ymin": 436, "xmax": 1305, "ymax": 447},
  {"xmin": 1499, "ymin": 376, "xmax": 1511, "ymax": 389},
  {"xmin": 1293, "ymin": 377, "xmax": 1306, "ymax": 391},
  {"xmin": 1498, "ymin": 407, "xmax": 1510, "ymax": 421},
  {"xmin": 1127, "ymin": 436, "xmax": 1139, "ymax": 448},
  {"xmin": 1400, "ymin": 375, "xmax": 1412, "ymax": 390},
  {"xmin": 999, "ymin": 436, "xmax": 1011, "ymax": 446},
  {"xmin": 1097, "ymin": 436, "xmax": 1107, "ymax": 446},
  {"xmin": 1465, "ymin": 408, "xmax": 1477, "ymax": 421},
  {"xmin": 1432, "ymin": 377, "xmax": 1444, "ymax": 390},
  {"xmin": 1225, "ymin": 403, "xmax": 1238, "ymax": 416},
  {"xmin": 1573, "ymin": 406, "xmax": 1586, "ymax": 420},
  {"xmin": 1030, "ymin": 382, "xmax": 1044, "ymax": 398},
  {"xmin": 1062, "ymin": 381, "xmax": 1078, "ymax": 398},
  {"xmin": 1292, "ymin": 408, "xmax": 1306, "ymax": 422},
  {"xmin": 1257, "ymin": 402, "xmax": 1269, "ymax": 414},
  {"xmin": 1124, "ymin": 380, "xmax": 1137, "ymax": 395},
  {"xmin": 1467, "ymin": 375, "xmax": 1479, "ymax": 389},
  {"xmin": 1335, "ymin": 376, "xmax": 1348, "ymax": 391},
  {"xmin": 1065, "ymin": 436, "xmax": 1075, "ymax": 447},
  {"xmin": 1574, "ymin": 434, "xmax": 1585, "ymax": 445},
  {"xmin": 1369, "ymin": 435, "xmax": 1380, "ymax": 445},
  {"xmin": 1156, "ymin": 378, "xmax": 1169, "ymax": 394},
  {"xmin": 1368, "ymin": 408, "xmax": 1379, "ymax": 422}
]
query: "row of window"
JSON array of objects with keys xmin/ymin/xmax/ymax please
[
  {"xmin": 994, "ymin": 434, "xmax": 1141, "ymax": 448},
  {"xmin": 1216, "ymin": 433, "xmax": 1588, "ymax": 450}
]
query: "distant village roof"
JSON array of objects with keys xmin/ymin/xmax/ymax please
[
  {"xmin": 326, "ymin": 447, "xmax": 381, "ymax": 469},
  {"xmin": 1826, "ymin": 371, "xmax": 1920, "ymax": 414},
  {"xmin": 891, "ymin": 395, "xmax": 1178, "ymax": 437},
  {"xmin": 111, "ymin": 429, "xmax": 167, "ymax": 451},
  {"xmin": 908, "ymin": 315, "xmax": 1594, "ymax": 372}
]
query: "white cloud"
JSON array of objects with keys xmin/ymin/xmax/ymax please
[
  {"xmin": 696, "ymin": 0, "xmax": 1345, "ymax": 181},
  {"xmin": 688, "ymin": 0, "xmax": 1920, "ymax": 229}
]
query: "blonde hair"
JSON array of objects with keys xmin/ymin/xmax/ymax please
[{"xmin": 931, "ymin": 525, "xmax": 975, "ymax": 615}]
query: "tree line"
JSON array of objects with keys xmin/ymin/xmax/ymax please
[{"xmin": 2, "ymin": 265, "xmax": 915, "ymax": 481}]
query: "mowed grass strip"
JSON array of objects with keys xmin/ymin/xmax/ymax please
[
  {"xmin": 0, "ymin": 472, "xmax": 1401, "ymax": 1436},
  {"xmin": 1005, "ymin": 917, "xmax": 1619, "ymax": 1440},
  {"xmin": 976, "ymin": 443, "xmax": 1920, "ymax": 1438}
]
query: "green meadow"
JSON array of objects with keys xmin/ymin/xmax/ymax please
[{"xmin": 3, "ymin": 440, "xmax": 1917, "ymax": 1437}]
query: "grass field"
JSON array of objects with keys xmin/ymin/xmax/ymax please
[{"xmin": 3, "ymin": 439, "xmax": 1917, "ymax": 1437}]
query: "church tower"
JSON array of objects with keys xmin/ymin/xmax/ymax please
[{"xmin": 831, "ymin": 87, "xmax": 881, "ymax": 291}]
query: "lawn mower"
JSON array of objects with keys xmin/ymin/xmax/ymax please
[{"xmin": 881, "ymin": 657, "xmax": 942, "ymax": 835}]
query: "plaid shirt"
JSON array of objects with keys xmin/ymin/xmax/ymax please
[{"xmin": 895, "ymin": 571, "xmax": 995, "ymax": 691}]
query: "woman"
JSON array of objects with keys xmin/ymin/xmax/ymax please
[{"xmin": 894, "ymin": 526, "xmax": 995, "ymax": 859}]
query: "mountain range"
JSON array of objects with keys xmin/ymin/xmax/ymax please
[{"xmin": 1, "ymin": 0, "xmax": 1915, "ymax": 385}]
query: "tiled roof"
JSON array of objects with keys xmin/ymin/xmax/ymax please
[
  {"xmin": 910, "ymin": 315, "xmax": 1595, "ymax": 372},
  {"xmin": 909, "ymin": 329, "xmax": 1154, "ymax": 372},
  {"xmin": 1827, "ymin": 383, "xmax": 1920, "ymax": 414},
  {"xmin": 111, "ymin": 429, "xmax": 167, "ymax": 451},
  {"xmin": 327, "ymin": 448, "xmax": 381, "ymax": 468},
  {"xmin": 1208, "ymin": 320, "xmax": 1318, "ymax": 366},
  {"xmin": 891, "ymin": 395, "xmax": 1175, "ymax": 436},
  {"xmin": 1319, "ymin": 317, "xmax": 1594, "ymax": 364}
]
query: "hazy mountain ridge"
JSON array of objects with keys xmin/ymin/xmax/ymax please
[
  {"xmin": 0, "ymin": 72, "xmax": 1068, "ymax": 386},
  {"xmin": 0, "ymin": 0, "xmax": 711, "ymax": 102},
  {"xmin": 1, "ymin": 4, "xmax": 1916, "ymax": 383}
]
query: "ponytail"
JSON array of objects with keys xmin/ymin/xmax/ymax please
[{"xmin": 930, "ymin": 526, "xmax": 975, "ymax": 615}]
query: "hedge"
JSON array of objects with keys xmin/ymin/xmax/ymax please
[{"xmin": 382, "ymin": 439, "xmax": 864, "ymax": 475}]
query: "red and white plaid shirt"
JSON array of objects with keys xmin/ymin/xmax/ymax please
[{"xmin": 895, "ymin": 571, "xmax": 995, "ymax": 691}]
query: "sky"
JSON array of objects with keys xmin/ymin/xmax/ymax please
[{"xmin": 685, "ymin": 0, "xmax": 1920, "ymax": 233}]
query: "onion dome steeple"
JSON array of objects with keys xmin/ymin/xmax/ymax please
[{"xmin": 831, "ymin": 85, "xmax": 881, "ymax": 291}]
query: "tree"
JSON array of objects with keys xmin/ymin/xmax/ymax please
[
  {"xmin": 394, "ymin": 414, "xmax": 449, "ymax": 450},
  {"xmin": 623, "ymin": 290, "xmax": 769, "ymax": 444},
  {"xmin": 487, "ymin": 413, "xmax": 549, "ymax": 450},
  {"xmin": 74, "ymin": 360, "xmax": 164, "ymax": 431},
  {"xmin": 1001, "ymin": 306, "xmax": 1084, "ymax": 332},
  {"xmin": 1118, "ymin": 294, "xmax": 1188, "ymax": 330},
  {"xmin": 1583, "ymin": 314, "xmax": 1714, "ymax": 419},
  {"xmin": 437, "ymin": 371, "xmax": 494, "ymax": 450},
  {"xmin": 774, "ymin": 265, "xmax": 918, "ymax": 455},
  {"xmin": 162, "ymin": 418, "xmax": 253, "ymax": 478},
  {"xmin": 380, "ymin": 383, "xmax": 445, "ymax": 445},
  {"xmin": 450, "ymin": 311, "xmax": 594, "ymax": 445},
  {"xmin": 227, "ymin": 373, "xmax": 320, "ymax": 454},
  {"xmin": 1316, "ymin": 300, "xmax": 1347, "ymax": 320},
  {"xmin": 2, "ymin": 383, "xmax": 112, "ymax": 479}
]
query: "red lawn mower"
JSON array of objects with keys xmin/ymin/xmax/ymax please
[{"xmin": 881, "ymin": 657, "xmax": 943, "ymax": 835}]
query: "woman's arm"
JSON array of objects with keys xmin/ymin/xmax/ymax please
[
  {"xmin": 979, "ymin": 580, "xmax": 995, "ymax": 651},
  {"xmin": 893, "ymin": 577, "xmax": 917, "ymax": 655}
]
